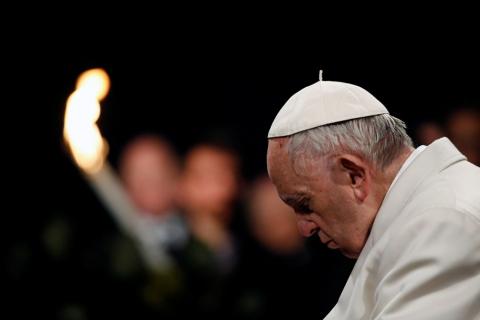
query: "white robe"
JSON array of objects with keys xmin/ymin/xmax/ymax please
[{"xmin": 325, "ymin": 138, "xmax": 480, "ymax": 319}]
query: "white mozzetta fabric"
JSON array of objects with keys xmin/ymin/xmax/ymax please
[{"xmin": 325, "ymin": 138, "xmax": 480, "ymax": 319}]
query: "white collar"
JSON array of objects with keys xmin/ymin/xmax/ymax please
[{"xmin": 385, "ymin": 145, "xmax": 426, "ymax": 196}]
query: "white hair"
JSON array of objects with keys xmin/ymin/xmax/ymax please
[{"xmin": 286, "ymin": 114, "xmax": 413, "ymax": 171}]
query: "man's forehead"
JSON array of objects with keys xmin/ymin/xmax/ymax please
[
  {"xmin": 267, "ymin": 152, "xmax": 291, "ymax": 185},
  {"xmin": 267, "ymin": 138, "xmax": 290, "ymax": 165},
  {"xmin": 267, "ymin": 138, "xmax": 286, "ymax": 156}
]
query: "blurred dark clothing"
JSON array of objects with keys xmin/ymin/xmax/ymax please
[
  {"xmin": 224, "ymin": 232, "xmax": 354, "ymax": 319},
  {"xmin": 4, "ymin": 201, "xmax": 353, "ymax": 319},
  {"xmin": 4, "ymin": 207, "xmax": 168, "ymax": 319}
]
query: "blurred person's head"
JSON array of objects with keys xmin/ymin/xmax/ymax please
[
  {"xmin": 415, "ymin": 121, "xmax": 444, "ymax": 145},
  {"xmin": 247, "ymin": 176, "xmax": 303, "ymax": 255},
  {"xmin": 119, "ymin": 135, "xmax": 180, "ymax": 216},
  {"xmin": 179, "ymin": 143, "xmax": 240, "ymax": 223},
  {"xmin": 446, "ymin": 108, "xmax": 480, "ymax": 165}
]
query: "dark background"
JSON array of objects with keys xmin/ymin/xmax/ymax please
[
  {"xmin": 21, "ymin": 33, "xmax": 480, "ymax": 208},
  {"xmin": 4, "ymin": 19, "xmax": 480, "ymax": 318}
]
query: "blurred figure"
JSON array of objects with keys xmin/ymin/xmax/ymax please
[
  {"xmin": 120, "ymin": 135, "xmax": 179, "ymax": 217},
  {"xmin": 12, "ymin": 135, "xmax": 187, "ymax": 318},
  {"xmin": 119, "ymin": 134, "xmax": 188, "ymax": 271},
  {"xmin": 247, "ymin": 176, "xmax": 303, "ymax": 254},
  {"xmin": 169, "ymin": 142, "xmax": 244, "ymax": 317},
  {"xmin": 178, "ymin": 142, "xmax": 241, "ymax": 272},
  {"xmin": 114, "ymin": 134, "xmax": 192, "ymax": 317},
  {"xmin": 415, "ymin": 121, "xmax": 444, "ymax": 145},
  {"xmin": 445, "ymin": 107, "xmax": 480, "ymax": 165}
]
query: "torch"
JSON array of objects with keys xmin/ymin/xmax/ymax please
[{"xmin": 63, "ymin": 68, "xmax": 138, "ymax": 236}]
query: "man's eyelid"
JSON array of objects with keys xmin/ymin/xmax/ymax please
[{"xmin": 296, "ymin": 198, "xmax": 312, "ymax": 214}]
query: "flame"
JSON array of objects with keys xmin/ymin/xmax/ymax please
[{"xmin": 64, "ymin": 69, "xmax": 110, "ymax": 174}]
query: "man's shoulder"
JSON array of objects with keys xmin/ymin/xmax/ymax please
[
  {"xmin": 381, "ymin": 205, "xmax": 480, "ymax": 268},
  {"xmin": 401, "ymin": 158, "xmax": 480, "ymax": 220}
]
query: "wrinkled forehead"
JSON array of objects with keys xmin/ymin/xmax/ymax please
[{"xmin": 267, "ymin": 137, "xmax": 330, "ymax": 199}]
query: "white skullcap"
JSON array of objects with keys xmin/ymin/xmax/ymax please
[{"xmin": 268, "ymin": 78, "xmax": 389, "ymax": 138}]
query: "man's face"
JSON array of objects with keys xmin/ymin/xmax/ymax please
[
  {"xmin": 180, "ymin": 146, "xmax": 239, "ymax": 219},
  {"xmin": 267, "ymin": 139, "xmax": 370, "ymax": 258}
]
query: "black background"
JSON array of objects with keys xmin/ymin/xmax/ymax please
[{"xmin": 4, "ymin": 16, "xmax": 480, "ymax": 317}]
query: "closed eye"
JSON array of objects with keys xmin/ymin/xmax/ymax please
[
  {"xmin": 295, "ymin": 199, "xmax": 312, "ymax": 215},
  {"xmin": 281, "ymin": 194, "xmax": 313, "ymax": 215}
]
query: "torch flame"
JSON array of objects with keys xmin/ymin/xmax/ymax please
[{"xmin": 64, "ymin": 68, "xmax": 111, "ymax": 174}]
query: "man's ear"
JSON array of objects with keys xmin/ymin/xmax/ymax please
[{"xmin": 338, "ymin": 155, "xmax": 369, "ymax": 202}]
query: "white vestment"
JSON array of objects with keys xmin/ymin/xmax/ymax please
[{"xmin": 325, "ymin": 137, "xmax": 480, "ymax": 319}]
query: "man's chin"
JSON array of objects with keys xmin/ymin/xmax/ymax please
[{"xmin": 340, "ymin": 249, "xmax": 360, "ymax": 259}]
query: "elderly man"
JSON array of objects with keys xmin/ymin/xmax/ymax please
[{"xmin": 266, "ymin": 76, "xmax": 480, "ymax": 319}]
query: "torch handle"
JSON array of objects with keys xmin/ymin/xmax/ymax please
[{"xmin": 85, "ymin": 162, "xmax": 138, "ymax": 237}]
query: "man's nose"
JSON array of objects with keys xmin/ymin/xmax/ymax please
[{"xmin": 297, "ymin": 219, "xmax": 319, "ymax": 237}]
